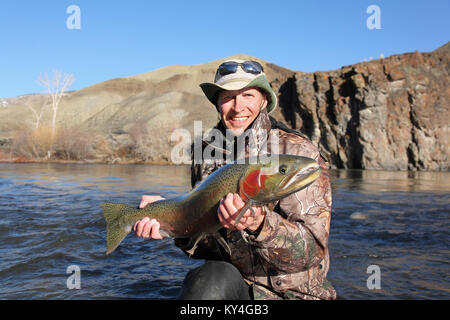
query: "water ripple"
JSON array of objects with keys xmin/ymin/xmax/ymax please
[{"xmin": 0, "ymin": 164, "xmax": 448, "ymax": 299}]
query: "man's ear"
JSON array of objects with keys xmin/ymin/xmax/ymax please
[{"xmin": 260, "ymin": 94, "xmax": 268, "ymax": 110}]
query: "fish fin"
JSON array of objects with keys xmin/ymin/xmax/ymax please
[
  {"xmin": 185, "ymin": 233, "xmax": 232, "ymax": 257},
  {"xmin": 233, "ymin": 200, "xmax": 255, "ymax": 227},
  {"xmin": 213, "ymin": 232, "xmax": 231, "ymax": 256},
  {"xmin": 185, "ymin": 233, "xmax": 207, "ymax": 256},
  {"xmin": 248, "ymin": 206, "xmax": 256, "ymax": 217},
  {"xmin": 101, "ymin": 203, "xmax": 134, "ymax": 255},
  {"xmin": 159, "ymin": 229, "xmax": 171, "ymax": 238}
]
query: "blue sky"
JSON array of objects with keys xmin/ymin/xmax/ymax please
[{"xmin": 0, "ymin": 0, "xmax": 448, "ymax": 98}]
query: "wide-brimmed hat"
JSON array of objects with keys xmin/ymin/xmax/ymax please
[{"xmin": 200, "ymin": 59, "xmax": 277, "ymax": 113}]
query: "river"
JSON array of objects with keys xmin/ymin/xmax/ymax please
[{"xmin": 0, "ymin": 163, "xmax": 448, "ymax": 299}]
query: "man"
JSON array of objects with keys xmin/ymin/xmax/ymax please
[{"xmin": 134, "ymin": 60, "xmax": 336, "ymax": 300}]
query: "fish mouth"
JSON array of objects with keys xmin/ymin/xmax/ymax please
[{"xmin": 281, "ymin": 162, "xmax": 321, "ymax": 191}]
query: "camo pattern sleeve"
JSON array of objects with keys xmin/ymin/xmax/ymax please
[{"xmin": 227, "ymin": 129, "xmax": 337, "ymax": 300}]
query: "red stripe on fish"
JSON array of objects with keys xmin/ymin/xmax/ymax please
[{"xmin": 239, "ymin": 169, "xmax": 269, "ymax": 201}]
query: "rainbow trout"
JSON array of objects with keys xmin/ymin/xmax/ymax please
[{"xmin": 102, "ymin": 154, "xmax": 321, "ymax": 255}]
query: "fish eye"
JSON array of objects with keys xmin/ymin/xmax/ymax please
[{"xmin": 279, "ymin": 165, "xmax": 287, "ymax": 175}]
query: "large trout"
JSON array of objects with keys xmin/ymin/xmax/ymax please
[{"xmin": 102, "ymin": 154, "xmax": 321, "ymax": 255}]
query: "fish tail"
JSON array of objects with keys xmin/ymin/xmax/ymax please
[{"xmin": 101, "ymin": 203, "xmax": 135, "ymax": 255}]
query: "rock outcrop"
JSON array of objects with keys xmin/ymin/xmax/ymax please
[
  {"xmin": 269, "ymin": 42, "xmax": 449, "ymax": 171},
  {"xmin": 0, "ymin": 43, "xmax": 448, "ymax": 170}
]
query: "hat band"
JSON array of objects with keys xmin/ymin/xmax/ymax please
[{"xmin": 216, "ymin": 74, "xmax": 256, "ymax": 86}]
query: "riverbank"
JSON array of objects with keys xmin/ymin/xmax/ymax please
[
  {"xmin": 1, "ymin": 155, "xmax": 449, "ymax": 171},
  {"xmin": 0, "ymin": 156, "xmax": 175, "ymax": 166}
]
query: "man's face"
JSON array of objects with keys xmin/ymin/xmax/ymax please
[{"xmin": 217, "ymin": 87, "xmax": 267, "ymax": 136}]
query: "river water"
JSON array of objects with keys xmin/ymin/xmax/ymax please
[{"xmin": 0, "ymin": 163, "xmax": 448, "ymax": 299}]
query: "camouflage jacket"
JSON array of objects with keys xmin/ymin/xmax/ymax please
[{"xmin": 175, "ymin": 109, "xmax": 337, "ymax": 300}]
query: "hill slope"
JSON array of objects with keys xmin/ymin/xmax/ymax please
[{"xmin": 0, "ymin": 47, "xmax": 448, "ymax": 170}]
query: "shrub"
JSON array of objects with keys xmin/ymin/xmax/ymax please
[
  {"xmin": 11, "ymin": 126, "xmax": 97, "ymax": 161},
  {"xmin": 11, "ymin": 126, "xmax": 53, "ymax": 159}
]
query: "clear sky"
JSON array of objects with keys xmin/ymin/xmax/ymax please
[{"xmin": 0, "ymin": 0, "xmax": 448, "ymax": 98}]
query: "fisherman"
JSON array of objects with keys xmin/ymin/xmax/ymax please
[{"xmin": 134, "ymin": 59, "xmax": 337, "ymax": 300}]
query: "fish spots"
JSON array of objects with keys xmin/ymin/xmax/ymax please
[{"xmin": 239, "ymin": 169, "xmax": 269, "ymax": 201}]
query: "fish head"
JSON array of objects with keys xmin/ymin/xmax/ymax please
[{"xmin": 238, "ymin": 155, "xmax": 321, "ymax": 203}]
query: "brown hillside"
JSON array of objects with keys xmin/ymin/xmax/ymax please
[{"xmin": 0, "ymin": 47, "xmax": 448, "ymax": 170}]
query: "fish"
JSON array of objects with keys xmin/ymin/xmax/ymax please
[{"xmin": 101, "ymin": 154, "xmax": 321, "ymax": 255}]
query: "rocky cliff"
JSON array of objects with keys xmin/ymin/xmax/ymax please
[
  {"xmin": 270, "ymin": 42, "xmax": 449, "ymax": 171},
  {"xmin": 0, "ymin": 43, "xmax": 448, "ymax": 170}
]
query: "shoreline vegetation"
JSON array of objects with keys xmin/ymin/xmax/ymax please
[
  {"xmin": 0, "ymin": 125, "xmax": 175, "ymax": 166},
  {"xmin": 0, "ymin": 124, "xmax": 447, "ymax": 171},
  {"xmin": 0, "ymin": 123, "xmax": 448, "ymax": 171},
  {"xmin": 0, "ymin": 157, "xmax": 175, "ymax": 166}
]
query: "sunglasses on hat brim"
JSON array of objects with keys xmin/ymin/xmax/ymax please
[{"xmin": 216, "ymin": 60, "xmax": 264, "ymax": 77}]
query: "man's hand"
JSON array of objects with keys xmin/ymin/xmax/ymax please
[
  {"xmin": 133, "ymin": 195, "xmax": 165, "ymax": 239},
  {"xmin": 218, "ymin": 193, "xmax": 265, "ymax": 232}
]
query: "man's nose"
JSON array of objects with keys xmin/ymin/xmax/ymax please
[{"xmin": 232, "ymin": 94, "xmax": 245, "ymax": 112}]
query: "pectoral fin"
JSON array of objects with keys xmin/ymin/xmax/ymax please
[
  {"xmin": 233, "ymin": 200, "xmax": 256, "ymax": 227},
  {"xmin": 185, "ymin": 232, "xmax": 232, "ymax": 257},
  {"xmin": 185, "ymin": 233, "xmax": 207, "ymax": 256},
  {"xmin": 213, "ymin": 232, "xmax": 231, "ymax": 256}
]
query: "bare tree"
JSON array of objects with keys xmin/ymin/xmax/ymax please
[
  {"xmin": 38, "ymin": 70, "xmax": 74, "ymax": 138},
  {"xmin": 38, "ymin": 70, "xmax": 74, "ymax": 157},
  {"xmin": 27, "ymin": 95, "xmax": 49, "ymax": 129}
]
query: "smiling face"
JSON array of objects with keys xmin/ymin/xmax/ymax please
[{"xmin": 217, "ymin": 87, "xmax": 268, "ymax": 136}]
